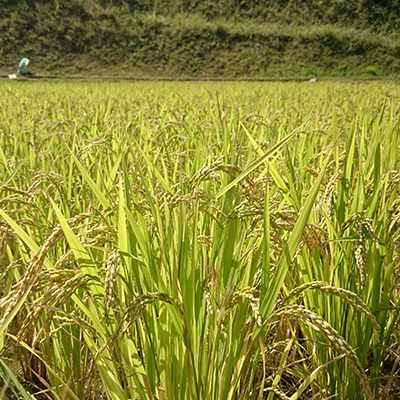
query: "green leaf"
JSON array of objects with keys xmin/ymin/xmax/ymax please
[
  {"xmin": 260, "ymin": 147, "xmax": 332, "ymax": 321},
  {"xmin": 62, "ymin": 142, "xmax": 111, "ymax": 210},
  {"xmin": 0, "ymin": 209, "xmax": 40, "ymax": 254},
  {"xmin": 214, "ymin": 117, "xmax": 312, "ymax": 201},
  {"xmin": 48, "ymin": 197, "xmax": 105, "ymax": 310}
]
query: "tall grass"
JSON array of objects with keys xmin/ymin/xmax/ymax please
[{"xmin": 0, "ymin": 81, "xmax": 399, "ymax": 399}]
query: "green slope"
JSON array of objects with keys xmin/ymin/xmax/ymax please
[{"xmin": 1, "ymin": 0, "xmax": 400, "ymax": 79}]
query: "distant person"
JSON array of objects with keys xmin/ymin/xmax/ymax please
[{"xmin": 18, "ymin": 57, "xmax": 30, "ymax": 75}]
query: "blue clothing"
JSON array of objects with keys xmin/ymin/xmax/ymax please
[{"xmin": 18, "ymin": 57, "xmax": 29, "ymax": 75}]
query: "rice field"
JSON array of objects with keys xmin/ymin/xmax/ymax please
[{"xmin": 0, "ymin": 80, "xmax": 399, "ymax": 400}]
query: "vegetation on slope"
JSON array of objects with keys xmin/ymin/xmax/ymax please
[{"xmin": 1, "ymin": 0, "xmax": 400, "ymax": 78}]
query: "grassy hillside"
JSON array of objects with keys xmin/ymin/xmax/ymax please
[{"xmin": 1, "ymin": 0, "xmax": 400, "ymax": 79}]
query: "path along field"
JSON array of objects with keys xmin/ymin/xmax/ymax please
[{"xmin": 0, "ymin": 81, "xmax": 399, "ymax": 399}]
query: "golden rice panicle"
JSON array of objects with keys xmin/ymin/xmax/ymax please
[
  {"xmin": 283, "ymin": 281, "xmax": 324, "ymax": 303},
  {"xmin": 29, "ymin": 170, "xmax": 65, "ymax": 194},
  {"xmin": 264, "ymin": 386, "xmax": 291, "ymax": 400},
  {"xmin": 355, "ymin": 225, "xmax": 367, "ymax": 289},
  {"xmin": 320, "ymin": 285, "xmax": 381, "ymax": 339},
  {"xmin": 104, "ymin": 249, "xmax": 120, "ymax": 323},
  {"xmin": 197, "ymin": 234, "xmax": 214, "ymax": 248},
  {"xmin": 76, "ymin": 138, "xmax": 109, "ymax": 158},
  {"xmin": 0, "ymin": 223, "xmax": 19, "ymax": 248},
  {"xmin": 277, "ymin": 305, "xmax": 373, "ymax": 400},
  {"xmin": 0, "ymin": 223, "xmax": 65, "ymax": 324},
  {"xmin": 18, "ymin": 271, "xmax": 86, "ymax": 342},
  {"xmin": 190, "ymin": 157, "xmax": 223, "ymax": 189},
  {"xmin": 360, "ymin": 217, "xmax": 380, "ymax": 250},
  {"xmin": 394, "ymin": 239, "xmax": 400, "ymax": 270},
  {"xmin": 225, "ymin": 287, "xmax": 262, "ymax": 328},
  {"xmin": 342, "ymin": 212, "xmax": 380, "ymax": 289},
  {"xmin": 284, "ymin": 281, "xmax": 380, "ymax": 339},
  {"xmin": 118, "ymin": 292, "xmax": 182, "ymax": 336},
  {"xmin": 0, "ymin": 184, "xmax": 34, "ymax": 199},
  {"xmin": 393, "ymin": 239, "xmax": 400, "ymax": 295},
  {"xmin": 324, "ymin": 171, "xmax": 340, "ymax": 222},
  {"xmin": 205, "ymin": 280, "xmax": 215, "ymax": 316},
  {"xmin": 205, "ymin": 290, "xmax": 213, "ymax": 315},
  {"xmin": 54, "ymin": 250, "xmax": 74, "ymax": 269}
]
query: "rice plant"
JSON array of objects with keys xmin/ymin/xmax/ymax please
[{"xmin": 0, "ymin": 81, "xmax": 399, "ymax": 399}]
